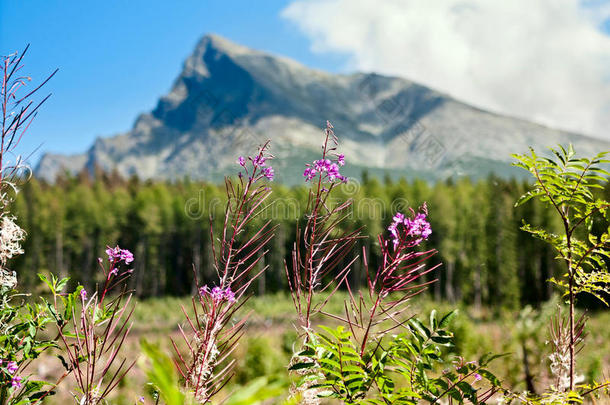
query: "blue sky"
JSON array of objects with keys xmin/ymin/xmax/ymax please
[{"xmin": 0, "ymin": 0, "xmax": 347, "ymax": 163}]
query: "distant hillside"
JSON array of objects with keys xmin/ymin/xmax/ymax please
[{"xmin": 37, "ymin": 34, "xmax": 610, "ymax": 183}]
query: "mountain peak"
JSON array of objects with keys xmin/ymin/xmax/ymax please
[
  {"xmin": 181, "ymin": 33, "xmax": 247, "ymax": 78},
  {"xmin": 36, "ymin": 36, "xmax": 610, "ymax": 183},
  {"xmin": 195, "ymin": 33, "xmax": 257, "ymax": 57}
]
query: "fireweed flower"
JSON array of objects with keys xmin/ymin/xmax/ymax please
[
  {"xmin": 6, "ymin": 361, "xmax": 18, "ymax": 374},
  {"xmin": 337, "ymin": 153, "xmax": 345, "ymax": 166},
  {"xmin": 405, "ymin": 213, "xmax": 432, "ymax": 239},
  {"xmin": 314, "ymin": 159, "xmax": 329, "ymax": 172},
  {"xmin": 210, "ymin": 287, "xmax": 224, "ymax": 301},
  {"xmin": 327, "ymin": 163, "xmax": 340, "ymax": 180},
  {"xmin": 388, "ymin": 222, "xmax": 399, "ymax": 240},
  {"xmin": 263, "ymin": 167, "xmax": 275, "ymax": 181},
  {"xmin": 304, "ymin": 155, "xmax": 347, "ymax": 183},
  {"xmin": 393, "ymin": 213, "xmax": 405, "ymax": 223},
  {"xmin": 11, "ymin": 376, "xmax": 22, "ymax": 388},
  {"xmin": 223, "ymin": 288, "xmax": 236, "ymax": 303},
  {"xmin": 388, "ymin": 205, "xmax": 432, "ymax": 247},
  {"xmin": 105, "ymin": 246, "xmax": 134, "ymax": 265},
  {"xmin": 253, "ymin": 155, "xmax": 266, "ymax": 167},
  {"xmin": 303, "ymin": 167, "xmax": 317, "ymax": 181},
  {"xmin": 236, "ymin": 150, "xmax": 274, "ymax": 183},
  {"xmin": 199, "ymin": 285, "xmax": 236, "ymax": 303}
]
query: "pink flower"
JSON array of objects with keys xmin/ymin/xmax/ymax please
[
  {"xmin": 405, "ymin": 213, "xmax": 432, "ymax": 239},
  {"xmin": 387, "ymin": 206, "xmax": 432, "ymax": 247},
  {"xmin": 474, "ymin": 373, "xmax": 482, "ymax": 382},
  {"xmin": 393, "ymin": 213, "xmax": 405, "ymax": 223},
  {"xmin": 303, "ymin": 167, "xmax": 317, "ymax": 181},
  {"xmin": 237, "ymin": 156, "xmax": 245, "ymax": 166},
  {"xmin": 253, "ymin": 155, "xmax": 266, "ymax": 167},
  {"xmin": 327, "ymin": 163, "xmax": 340, "ymax": 180},
  {"xmin": 6, "ymin": 361, "xmax": 18, "ymax": 374},
  {"xmin": 337, "ymin": 154, "xmax": 345, "ymax": 166},
  {"xmin": 304, "ymin": 156, "xmax": 347, "ymax": 183},
  {"xmin": 223, "ymin": 288, "xmax": 236, "ymax": 302},
  {"xmin": 11, "ymin": 376, "xmax": 21, "ymax": 388},
  {"xmin": 199, "ymin": 285, "xmax": 236, "ymax": 303},
  {"xmin": 80, "ymin": 289, "xmax": 87, "ymax": 301},
  {"xmin": 105, "ymin": 246, "xmax": 134, "ymax": 265},
  {"xmin": 263, "ymin": 167, "xmax": 274, "ymax": 181}
]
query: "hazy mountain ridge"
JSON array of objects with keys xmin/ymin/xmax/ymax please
[{"xmin": 37, "ymin": 34, "xmax": 610, "ymax": 183}]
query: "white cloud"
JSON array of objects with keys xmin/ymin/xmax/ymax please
[{"xmin": 282, "ymin": 0, "xmax": 610, "ymax": 140}]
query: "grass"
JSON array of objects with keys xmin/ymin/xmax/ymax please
[{"xmin": 38, "ymin": 292, "xmax": 610, "ymax": 403}]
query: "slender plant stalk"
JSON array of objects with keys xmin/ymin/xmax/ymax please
[{"xmin": 173, "ymin": 141, "xmax": 276, "ymax": 403}]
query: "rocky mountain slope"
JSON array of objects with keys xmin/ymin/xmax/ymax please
[{"xmin": 37, "ymin": 34, "xmax": 610, "ymax": 183}]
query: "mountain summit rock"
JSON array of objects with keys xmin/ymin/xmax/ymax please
[{"xmin": 37, "ymin": 34, "xmax": 610, "ymax": 183}]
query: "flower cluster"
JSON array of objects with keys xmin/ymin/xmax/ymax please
[
  {"xmin": 199, "ymin": 285, "xmax": 236, "ymax": 303},
  {"xmin": 388, "ymin": 205, "xmax": 432, "ymax": 247},
  {"xmin": 303, "ymin": 154, "xmax": 347, "ymax": 183},
  {"xmin": 1, "ymin": 359, "xmax": 22, "ymax": 388},
  {"xmin": 252, "ymin": 155, "xmax": 266, "ymax": 167},
  {"xmin": 0, "ymin": 215, "xmax": 26, "ymax": 288},
  {"xmin": 106, "ymin": 245, "xmax": 134, "ymax": 265},
  {"xmin": 0, "ymin": 216, "xmax": 25, "ymax": 267},
  {"xmin": 104, "ymin": 245, "xmax": 134, "ymax": 277},
  {"xmin": 262, "ymin": 167, "xmax": 274, "ymax": 181},
  {"xmin": 237, "ymin": 147, "xmax": 275, "ymax": 181}
]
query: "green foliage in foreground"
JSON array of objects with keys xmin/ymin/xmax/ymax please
[
  {"xmin": 291, "ymin": 311, "xmax": 502, "ymax": 404},
  {"xmin": 0, "ymin": 285, "xmax": 57, "ymax": 404},
  {"xmin": 510, "ymin": 145, "xmax": 610, "ymax": 403},
  {"xmin": 141, "ymin": 340, "xmax": 290, "ymax": 405},
  {"xmin": 514, "ymin": 146, "xmax": 610, "ymax": 304}
]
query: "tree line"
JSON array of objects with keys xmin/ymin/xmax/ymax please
[{"xmin": 11, "ymin": 171, "xmax": 609, "ymax": 310}]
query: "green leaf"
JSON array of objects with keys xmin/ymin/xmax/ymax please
[
  {"xmin": 409, "ymin": 318, "xmax": 431, "ymax": 339},
  {"xmin": 429, "ymin": 309, "xmax": 437, "ymax": 330},
  {"xmin": 439, "ymin": 310, "xmax": 458, "ymax": 329},
  {"xmin": 478, "ymin": 369, "xmax": 501, "ymax": 386}
]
